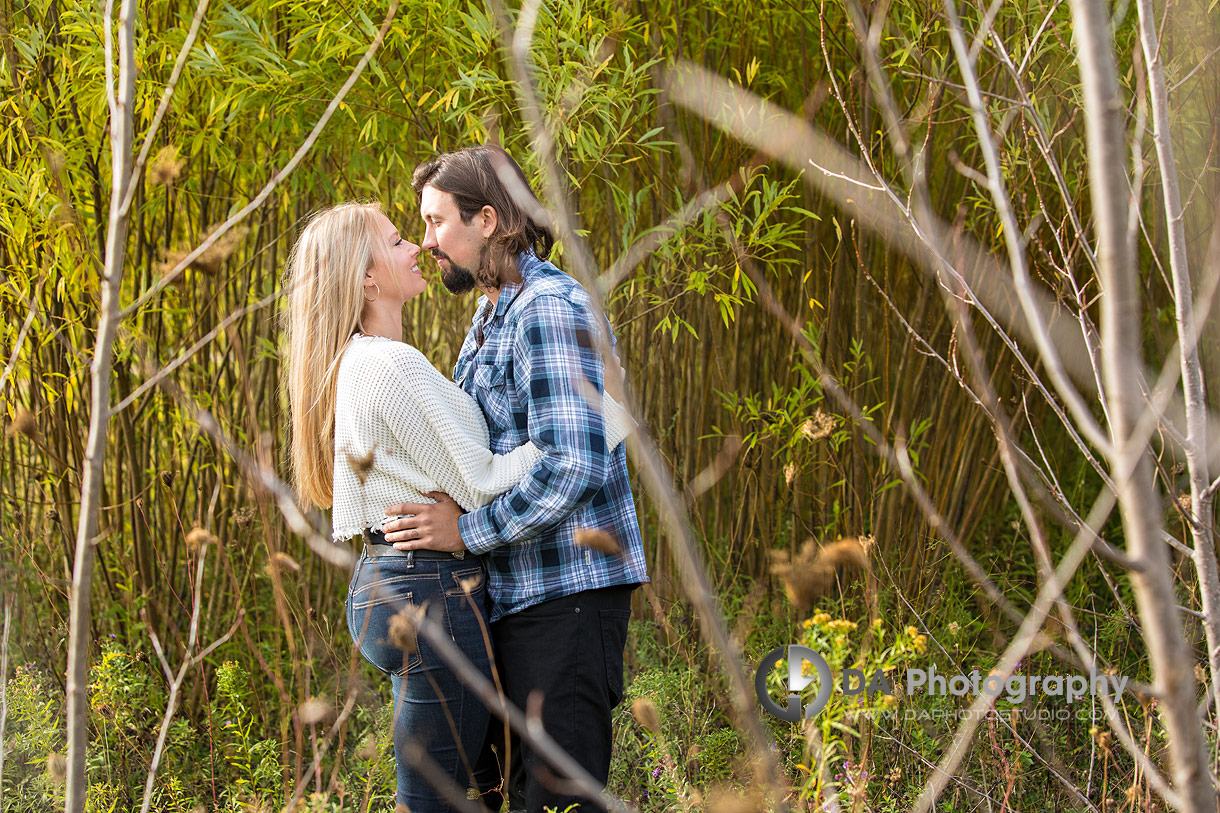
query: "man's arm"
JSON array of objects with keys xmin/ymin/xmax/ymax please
[{"xmin": 458, "ymin": 294, "xmax": 611, "ymax": 554}]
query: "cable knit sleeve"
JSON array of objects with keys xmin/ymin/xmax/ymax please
[{"xmin": 368, "ymin": 344, "xmax": 545, "ymax": 511}]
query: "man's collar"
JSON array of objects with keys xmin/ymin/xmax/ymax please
[{"xmin": 479, "ymin": 252, "xmax": 546, "ymax": 322}]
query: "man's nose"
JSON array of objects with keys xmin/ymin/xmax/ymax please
[{"xmin": 420, "ymin": 227, "xmax": 438, "ymax": 251}]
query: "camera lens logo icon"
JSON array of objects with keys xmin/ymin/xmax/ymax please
[{"xmin": 755, "ymin": 645, "xmax": 834, "ymax": 722}]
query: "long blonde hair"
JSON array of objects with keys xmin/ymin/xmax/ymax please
[{"xmin": 282, "ymin": 202, "xmax": 385, "ymax": 508}]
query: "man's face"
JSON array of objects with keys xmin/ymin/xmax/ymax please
[{"xmin": 419, "ymin": 185, "xmax": 494, "ymax": 294}]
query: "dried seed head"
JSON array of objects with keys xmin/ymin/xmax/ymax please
[
  {"xmin": 631, "ymin": 697, "xmax": 661, "ymax": 733},
  {"xmin": 155, "ymin": 249, "xmax": 191, "ymax": 289},
  {"xmin": 1195, "ymin": 663, "xmax": 1208, "ymax": 683},
  {"xmin": 783, "ymin": 462, "xmax": 797, "ymax": 485},
  {"xmin": 705, "ymin": 787, "xmax": 763, "ymax": 813},
  {"xmin": 298, "ymin": 696, "xmax": 332, "ymax": 725},
  {"xmin": 270, "ymin": 551, "xmax": 300, "ymax": 573},
  {"xmin": 192, "ymin": 223, "xmax": 249, "ymax": 274},
  {"xmin": 388, "ymin": 605, "xmax": 424, "ymax": 653},
  {"xmin": 769, "ymin": 537, "xmax": 870, "ymax": 611},
  {"xmin": 185, "ymin": 526, "xmax": 217, "ymax": 552},
  {"xmin": 47, "ymin": 752, "xmax": 66, "ymax": 784},
  {"xmin": 354, "ymin": 736, "xmax": 379, "ymax": 761},
  {"xmin": 10, "ymin": 407, "xmax": 37, "ymax": 440},
  {"xmin": 1090, "ymin": 726, "xmax": 1113, "ymax": 752},
  {"xmin": 345, "ymin": 444, "xmax": 376, "ymax": 485},
  {"xmin": 149, "ymin": 145, "xmax": 183, "ymax": 186},
  {"xmin": 46, "ymin": 150, "xmax": 67, "ymax": 176},
  {"xmin": 457, "ymin": 574, "xmax": 482, "ymax": 595},
  {"xmin": 47, "ymin": 508, "xmax": 60, "ymax": 523},
  {"xmin": 574, "ymin": 528, "xmax": 622, "ymax": 556},
  {"xmin": 232, "ymin": 506, "xmax": 255, "ymax": 526},
  {"xmin": 799, "ymin": 410, "xmax": 834, "ymax": 442},
  {"xmin": 160, "ymin": 470, "xmax": 175, "ymax": 487}
]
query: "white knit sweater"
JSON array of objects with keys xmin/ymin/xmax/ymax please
[{"xmin": 330, "ymin": 334, "xmax": 634, "ymax": 540}]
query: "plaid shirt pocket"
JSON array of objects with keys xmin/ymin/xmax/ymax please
[{"xmin": 472, "ymin": 362, "xmax": 513, "ymax": 429}]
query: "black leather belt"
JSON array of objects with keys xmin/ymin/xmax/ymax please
[{"xmin": 364, "ymin": 527, "xmax": 465, "ymax": 559}]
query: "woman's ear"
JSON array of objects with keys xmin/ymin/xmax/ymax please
[{"xmin": 480, "ymin": 205, "xmax": 498, "ymax": 238}]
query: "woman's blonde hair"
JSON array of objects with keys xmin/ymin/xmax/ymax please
[{"xmin": 282, "ymin": 201, "xmax": 385, "ymax": 508}]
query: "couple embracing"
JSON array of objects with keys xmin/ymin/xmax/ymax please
[{"xmin": 283, "ymin": 144, "xmax": 649, "ymax": 812}]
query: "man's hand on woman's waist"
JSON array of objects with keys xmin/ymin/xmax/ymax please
[{"xmin": 380, "ymin": 492, "xmax": 467, "ymax": 552}]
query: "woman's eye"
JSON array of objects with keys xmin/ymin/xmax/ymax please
[{"xmin": 394, "ymin": 238, "xmax": 403, "ymax": 246}]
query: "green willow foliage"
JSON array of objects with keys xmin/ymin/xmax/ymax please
[{"xmin": 1, "ymin": 0, "xmax": 1218, "ymax": 808}]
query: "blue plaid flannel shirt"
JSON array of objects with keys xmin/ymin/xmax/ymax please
[{"xmin": 454, "ymin": 252, "xmax": 649, "ymax": 621}]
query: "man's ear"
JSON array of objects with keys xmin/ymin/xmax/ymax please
[{"xmin": 480, "ymin": 205, "xmax": 498, "ymax": 238}]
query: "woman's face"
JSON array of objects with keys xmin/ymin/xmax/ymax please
[{"xmin": 366, "ymin": 212, "xmax": 425, "ymax": 303}]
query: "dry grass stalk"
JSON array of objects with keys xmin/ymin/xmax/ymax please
[{"xmin": 269, "ymin": 551, "xmax": 300, "ymax": 573}]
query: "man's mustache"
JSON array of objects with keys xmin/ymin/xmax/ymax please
[{"xmin": 430, "ymin": 249, "xmax": 451, "ymax": 262}]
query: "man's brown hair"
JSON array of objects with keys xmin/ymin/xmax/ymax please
[{"xmin": 411, "ymin": 145, "xmax": 555, "ymax": 289}]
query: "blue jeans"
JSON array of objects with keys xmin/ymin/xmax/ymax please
[{"xmin": 345, "ymin": 552, "xmax": 498, "ymax": 811}]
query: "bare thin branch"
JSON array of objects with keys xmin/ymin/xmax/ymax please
[{"xmin": 118, "ymin": 0, "xmax": 211, "ymax": 216}]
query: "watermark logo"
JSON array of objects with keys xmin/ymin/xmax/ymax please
[
  {"xmin": 755, "ymin": 645, "xmax": 833, "ymax": 722},
  {"xmin": 755, "ymin": 645, "xmax": 890, "ymax": 722}
]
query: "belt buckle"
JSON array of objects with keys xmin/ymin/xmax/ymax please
[{"xmin": 453, "ymin": 550, "xmax": 465, "ymax": 559}]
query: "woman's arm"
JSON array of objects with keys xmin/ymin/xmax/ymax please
[
  {"xmin": 371, "ymin": 342, "xmax": 631, "ymax": 511},
  {"xmin": 372, "ymin": 343, "xmax": 543, "ymax": 510}
]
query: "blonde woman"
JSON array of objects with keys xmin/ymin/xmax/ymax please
[{"xmin": 282, "ymin": 202, "xmax": 630, "ymax": 811}]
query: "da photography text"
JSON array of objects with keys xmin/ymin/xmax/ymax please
[{"xmin": 756, "ymin": 645, "xmax": 1130, "ymax": 722}]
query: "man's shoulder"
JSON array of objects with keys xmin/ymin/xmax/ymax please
[{"xmin": 511, "ymin": 260, "xmax": 592, "ymax": 318}]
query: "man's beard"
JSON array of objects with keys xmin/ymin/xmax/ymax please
[{"xmin": 434, "ymin": 244, "xmax": 487, "ymax": 295}]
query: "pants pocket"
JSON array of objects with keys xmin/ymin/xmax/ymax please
[
  {"xmin": 346, "ymin": 586, "xmax": 423, "ymax": 676},
  {"xmin": 599, "ymin": 609, "xmax": 632, "ymax": 708}
]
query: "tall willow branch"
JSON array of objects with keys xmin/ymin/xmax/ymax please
[
  {"xmin": 63, "ymin": 0, "xmax": 136, "ymax": 809},
  {"xmin": 1135, "ymin": 0, "xmax": 1220, "ymax": 751},
  {"xmin": 1070, "ymin": 0, "xmax": 1212, "ymax": 808}
]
